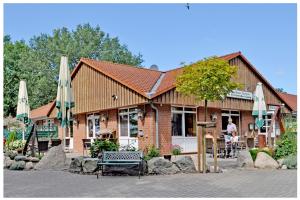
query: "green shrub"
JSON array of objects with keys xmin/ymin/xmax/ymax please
[
  {"xmin": 283, "ymin": 154, "xmax": 297, "ymax": 169},
  {"xmin": 90, "ymin": 139, "xmax": 119, "ymax": 158},
  {"xmin": 171, "ymin": 144, "xmax": 182, "ymax": 155},
  {"xmin": 144, "ymin": 145, "xmax": 160, "ymax": 161},
  {"xmin": 249, "ymin": 147, "xmax": 274, "ymax": 161},
  {"xmin": 275, "ymin": 132, "xmax": 297, "ymax": 159}
]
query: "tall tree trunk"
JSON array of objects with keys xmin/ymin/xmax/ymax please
[{"xmin": 202, "ymin": 99, "xmax": 208, "ymax": 173}]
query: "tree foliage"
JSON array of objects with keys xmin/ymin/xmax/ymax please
[
  {"xmin": 4, "ymin": 24, "xmax": 143, "ymax": 117},
  {"xmin": 176, "ymin": 56, "xmax": 241, "ymax": 102}
]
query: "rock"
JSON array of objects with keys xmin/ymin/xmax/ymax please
[
  {"xmin": 4, "ymin": 157, "xmax": 14, "ymax": 169},
  {"xmin": 281, "ymin": 165, "xmax": 287, "ymax": 170},
  {"xmin": 9, "ymin": 161, "xmax": 26, "ymax": 170},
  {"xmin": 69, "ymin": 156, "xmax": 84, "ymax": 173},
  {"xmin": 148, "ymin": 157, "xmax": 180, "ymax": 175},
  {"xmin": 14, "ymin": 155, "xmax": 27, "ymax": 161},
  {"xmin": 34, "ymin": 145, "xmax": 66, "ymax": 171},
  {"xmin": 5, "ymin": 151, "xmax": 18, "ymax": 160},
  {"xmin": 254, "ymin": 152, "xmax": 279, "ymax": 169},
  {"xmin": 28, "ymin": 157, "xmax": 40, "ymax": 162},
  {"xmin": 173, "ymin": 156, "xmax": 196, "ymax": 173},
  {"xmin": 25, "ymin": 162, "xmax": 34, "ymax": 170},
  {"xmin": 277, "ymin": 158, "xmax": 284, "ymax": 167},
  {"xmin": 237, "ymin": 150, "xmax": 254, "ymax": 168},
  {"xmin": 82, "ymin": 158, "xmax": 98, "ymax": 173}
]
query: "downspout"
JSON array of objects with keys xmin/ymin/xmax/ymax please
[{"xmin": 150, "ymin": 103, "xmax": 159, "ymax": 148}]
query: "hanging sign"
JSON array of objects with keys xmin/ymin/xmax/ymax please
[{"xmin": 227, "ymin": 90, "xmax": 253, "ymax": 100}]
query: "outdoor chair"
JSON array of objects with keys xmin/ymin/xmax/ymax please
[{"xmin": 206, "ymin": 138, "xmax": 213, "ymax": 156}]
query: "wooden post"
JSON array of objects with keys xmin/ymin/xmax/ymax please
[
  {"xmin": 202, "ymin": 127, "xmax": 206, "ymax": 173},
  {"xmin": 213, "ymin": 129, "xmax": 218, "ymax": 173},
  {"xmin": 197, "ymin": 126, "xmax": 202, "ymax": 172}
]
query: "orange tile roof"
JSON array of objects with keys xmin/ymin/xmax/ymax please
[
  {"xmin": 153, "ymin": 52, "xmax": 242, "ymax": 97},
  {"xmin": 278, "ymin": 93, "xmax": 297, "ymax": 111},
  {"xmin": 33, "ymin": 51, "xmax": 293, "ymax": 114},
  {"xmin": 30, "ymin": 101, "xmax": 55, "ymax": 119},
  {"xmin": 73, "ymin": 58, "xmax": 162, "ymax": 98}
]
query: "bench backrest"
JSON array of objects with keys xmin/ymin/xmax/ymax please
[{"xmin": 102, "ymin": 151, "xmax": 143, "ymax": 162}]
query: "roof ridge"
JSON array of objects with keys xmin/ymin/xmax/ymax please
[{"xmin": 80, "ymin": 58, "xmax": 164, "ymax": 73}]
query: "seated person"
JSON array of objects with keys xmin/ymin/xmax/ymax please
[
  {"xmin": 231, "ymin": 131, "xmax": 239, "ymax": 157},
  {"xmin": 224, "ymin": 133, "xmax": 232, "ymax": 158}
]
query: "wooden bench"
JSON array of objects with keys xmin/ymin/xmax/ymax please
[{"xmin": 97, "ymin": 151, "xmax": 144, "ymax": 179}]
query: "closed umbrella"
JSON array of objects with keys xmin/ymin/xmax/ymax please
[
  {"xmin": 16, "ymin": 80, "xmax": 31, "ymax": 140},
  {"xmin": 252, "ymin": 82, "xmax": 267, "ymax": 146},
  {"xmin": 56, "ymin": 56, "xmax": 74, "ymax": 149}
]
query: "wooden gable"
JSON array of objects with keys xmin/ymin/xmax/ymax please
[
  {"xmin": 153, "ymin": 56, "xmax": 291, "ymax": 112},
  {"xmin": 72, "ymin": 64, "xmax": 148, "ymax": 114}
]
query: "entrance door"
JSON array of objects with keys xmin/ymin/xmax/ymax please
[
  {"xmin": 119, "ymin": 108, "xmax": 139, "ymax": 150},
  {"xmin": 87, "ymin": 114, "xmax": 100, "ymax": 142},
  {"xmin": 171, "ymin": 107, "xmax": 197, "ymax": 153}
]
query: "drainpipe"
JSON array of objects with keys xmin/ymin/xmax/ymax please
[{"xmin": 150, "ymin": 103, "xmax": 159, "ymax": 148}]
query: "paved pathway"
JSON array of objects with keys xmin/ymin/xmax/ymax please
[{"xmin": 4, "ymin": 169, "xmax": 297, "ymax": 197}]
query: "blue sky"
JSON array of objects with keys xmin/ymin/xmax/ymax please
[{"xmin": 4, "ymin": 3, "xmax": 297, "ymax": 94}]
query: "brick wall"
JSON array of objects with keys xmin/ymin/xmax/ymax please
[
  {"xmin": 157, "ymin": 104, "xmax": 172, "ymax": 155},
  {"xmin": 72, "ymin": 114, "xmax": 86, "ymax": 153},
  {"xmin": 240, "ymin": 111, "xmax": 255, "ymax": 137},
  {"xmin": 197, "ymin": 107, "xmax": 222, "ymax": 137}
]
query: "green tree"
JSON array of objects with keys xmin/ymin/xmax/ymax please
[
  {"xmin": 4, "ymin": 23, "xmax": 144, "ymax": 117},
  {"xmin": 175, "ymin": 56, "xmax": 241, "ymax": 172}
]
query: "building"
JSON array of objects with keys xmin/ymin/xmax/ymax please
[
  {"xmin": 31, "ymin": 51, "xmax": 293, "ymax": 154},
  {"xmin": 278, "ymin": 92, "xmax": 297, "ymax": 117}
]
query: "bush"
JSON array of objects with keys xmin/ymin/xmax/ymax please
[
  {"xmin": 120, "ymin": 143, "xmax": 137, "ymax": 151},
  {"xmin": 90, "ymin": 139, "xmax": 119, "ymax": 158},
  {"xmin": 275, "ymin": 132, "xmax": 297, "ymax": 159},
  {"xmin": 144, "ymin": 145, "xmax": 160, "ymax": 161},
  {"xmin": 249, "ymin": 147, "xmax": 274, "ymax": 161},
  {"xmin": 283, "ymin": 154, "xmax": 297, "ymax": 169},
  {"xmin": 171, "ymin": 144, "xmax": 182, "ymax": 155}
]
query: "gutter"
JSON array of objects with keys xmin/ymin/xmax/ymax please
[{"xmin": 150, "ymin": 103, "xmax": 159, "ymax": 148}]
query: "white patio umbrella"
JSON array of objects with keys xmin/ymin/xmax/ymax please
[
  {"xmin": 56, "ymin": 56, "xmax": 74, "ymax": 149},
  {"xmin": 16, "ymin": 80, "xmax": 31, "ymax": 140},
  {"xmin": 252, "ymin": 82, "xmax": 267, "ymax": 136}
]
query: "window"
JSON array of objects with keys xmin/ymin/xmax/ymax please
[
  {"xmin": 87, "ymin": 114, "xmax": 100, "ymax": 139},
  {"xmin": 171, "ymin": 106, "xmax": 196, "ymax": 137},
  {"xmin": 119, "ymin": 108, "xmax": 138, "ymax": 138}
]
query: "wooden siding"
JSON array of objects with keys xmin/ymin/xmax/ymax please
[
  {"xmin": 72, "ymin": 64, "xmax": 148, "ymax": 114},
  {"xmin": 153, "ymin": 57, "xmax": 288, "ymax": 111}
]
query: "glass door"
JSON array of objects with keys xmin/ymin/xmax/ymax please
[
  {"xmin": 119, "ymin": 108, "xmax": 138, "ymax": 150},
  {"xmin": 86, "ymin": 114, "xmax": 100, "ymax": 142}
]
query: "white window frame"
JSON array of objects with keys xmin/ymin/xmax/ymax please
[
  {"xmin": 118, "ymin": 107, "xmax": 138, "ymax": 139},
  {"xmin": 171, "ymin": 106, "xmax": 197, "ymax": 138},
  {"xmin": 86, "ymin": 113, "xmax": 100, "ymax": 140}
]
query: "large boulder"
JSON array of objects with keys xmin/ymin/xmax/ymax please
[
  {"xmin": 9, "ymin": 161, "xmax": 26, "ymax": 170},
  {"xmin": 148, "ymin": 157, "xmax": 180, "ymax": 175},
  {"xmin": 28, "ymin": 157, "xmax": 40, "ymax": 163},
  {"xmin": 14, "ymin": 155, "xmax": 27, "ymax": 161},
  {"xmin": 277, "ymin": 158, "xmax": 284, "ymax": 167},
  {"xmin": 82, "ymin": 158, "xmax": 98, "ymax": 173},
  {"xmin": 237, "ymin": 150, "xmax": 254, "ymax": 168},
  {"xmin": 25, "ymin": 162, "xmax": 34, "ymax": 170},
  {"xmin": 34, "ymin": 145, "xmax": 66, "ymax": 171},
  {"xmin": 254, "ymin": 152, "xmax": 279, "ymax": 169},
  {"xmin": 5, "ymin": 151, "xmax": 18, "ymax": 160},
  {"xmin": 69, "ymin": 156, "xmax": 84, "ymax": 173},
  {"xmin": 4, "ymin": 156, "xmax": 14, "ymax": 169},
  {"xmin": 173, "ymin": 156, "xmax": 196, "ymax": 173}
]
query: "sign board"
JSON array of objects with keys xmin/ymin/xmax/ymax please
[
  {"xmin": 227, "ymin": 90, "xmax": 253, "ymax": 100},
  {"xmin": 268, "ymin": 105, "xmax": 278, "ymax": 111}
]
